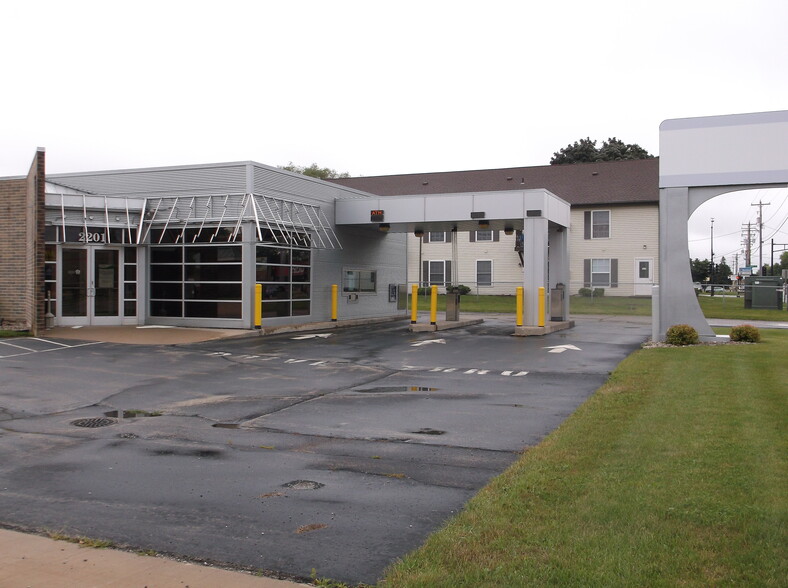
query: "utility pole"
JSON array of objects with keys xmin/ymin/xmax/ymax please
[
  {"xmin": 751, "ymin": 200, "xmax": 770, "ymax": 274},
  {"xmin": 710, "ymin": 218, "xmax": 715, "ymax": 296},
  {"xmin": 742, "ymin": 222, "xmax": 753, "ymax": 267}
]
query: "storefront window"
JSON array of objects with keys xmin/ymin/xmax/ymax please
[
  {"xmin": 256, "ymin": 234, "xmax": 311, "ymax": 318},
  {"xmin": 150, "ymin": 240, "xmax": 242, "ymax": 319}
]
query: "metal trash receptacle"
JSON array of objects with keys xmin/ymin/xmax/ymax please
[
  {"xmin": 446, "ymin": 292, "xmax": 461, "ymax": 321},
  {"xmin": 550, "ymin": 283, "xmax": 565, "ymax": 321}
]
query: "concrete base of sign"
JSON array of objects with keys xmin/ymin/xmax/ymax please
[
  {"xmin": 409, "ymin": 318, "xmax": 484, "ymax": 332},
  {"xmin": 513, "ymin": 320, "xmax": 575, "ymax": 337}
]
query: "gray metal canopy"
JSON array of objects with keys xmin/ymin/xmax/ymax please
[
  {"xmin": 335, "ymin": 189, "xmax": 571, "ymax": 329},
  {"xmin": 334, "ymin": 189, "xmax": 570, "ymax": 232}
]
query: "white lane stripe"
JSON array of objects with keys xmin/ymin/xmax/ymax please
[
  {"xmin": 29, "ymin": 337, "xmax": 71, "ymax": 347},
  {"xmin": 0, "ymin": 341, "xmax": 37, "ymax": 352},
  {"xmin": 502, "ymin": 370, "xmax": 513, "ymax": 376},
  {"xmin": 0, "ymin": 341, "xmax": 102, "ymax": 359},
  {"xmin": 464, "ymin": 369, "xmax": 478, "ymax": 374}
]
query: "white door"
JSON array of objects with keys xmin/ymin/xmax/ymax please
[{"xmin": 634, "ymin": 258, "xmax": 653, "ymax": 296}]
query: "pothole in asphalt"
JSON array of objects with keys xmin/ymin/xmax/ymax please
[
  {"xmin": 104, "ymin": 410, "xmax": 162, "ymax": 418},
  {"xmin": 212, "ymin": 423, "xmax": 239, "ymax": 429},
  {"xmin": 118, "ymin": 433, "xmax": 139, "ymax": 439},
  {"xmin": 282, "ymin": 480, "xmax": 325, "ymax": 490},
  {"xmin": 411, "ymin": 428, "xmax": 446, "ymax": 435},
  {"xmin": 149, "ymin": 448, "xmax": 224, "ymax": 459},
  {"xmin": 71, "ymin": 417, "xmax": 117, "ymax": 428},
  {"xmin": 355, "ymin": 386, "xmax": 439, "ymax": 393}
]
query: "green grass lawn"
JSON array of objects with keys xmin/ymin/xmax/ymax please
[
  {"xmin": 380, "ymin": 329, "xmax": 787, "ymax": 587},
  {"xmin": 409, "ymin": 293, "xmax": 788, "ymax": 321},
  {"xmin": 0, "ymin": 330, "xmax": 30, "ymax": 338}
]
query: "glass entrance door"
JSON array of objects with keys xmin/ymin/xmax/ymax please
[{"xmin": 60, "ymin": 247, "xmax": 121, "ymax": 325}]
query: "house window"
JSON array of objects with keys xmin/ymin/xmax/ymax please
[
  {"xmin": 476, "ymin": 260, "xmax": 492, "ymax": 287},
  {"xmin": 583, "ymin": 258, "xmax": 618, "ymax": 288},
  {"xmin": 343, "ymin": 269, "xmax": 377, "ymax": 293},
  {"xmin": 422, "ymin": 260, "xmax": 451, "ymax": 286},
  {"xmin": 584, "ymin": 210, "xmax": 611, "ymax": 239},
  {"xmin": 591, "ymin": 259, "xmax": 610, "ymax": 285},
  {"xmin": 592, "ymin": 210, "xmax": 610, "ymax": 238},
  {"xmin": 429, "ymin": 261, "xmax": 445, "ymax": 285},
  {"xmin": 470, "ymin": 230, "xmax": 499, "ymax": 242},
  {"xmin": 427, "ymin": 232, "xmax": 446, "ymax": 243}
]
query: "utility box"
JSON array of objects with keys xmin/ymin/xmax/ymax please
[
  {"xmin": 550, "ymin": 283, "xmax": 565, "ymax": 321},
  {"xmin": 445, "ymin": 292, "xmax": 461, "ymax": 321},
  {"xmin": 744, "ymin": 276, "xmax": 784, "ymax": 310}
]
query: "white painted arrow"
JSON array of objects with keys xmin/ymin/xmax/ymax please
[
  {"xmin": 291, "ymin": 333, "xmax": 332, "ymax": 340},
  {"xmin": 544, "ymin": 344, "xmax": 582, "ymax": 353},
  {"xmin": 411, "ymin": 339, "xmax": 446, "ymax": 347}
]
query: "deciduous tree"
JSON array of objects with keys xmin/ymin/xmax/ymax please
[
  {"xmin": 550, "ymin": 137, "xmax": 653, "ymax": 165},
  {"xmin": 279, "ymin": 162, "xmax": 350, "ymax": 179}
]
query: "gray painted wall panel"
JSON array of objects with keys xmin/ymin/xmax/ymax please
[{"xmin": 49, "ymin": 164, "xmax": 249, "ymax": 197}]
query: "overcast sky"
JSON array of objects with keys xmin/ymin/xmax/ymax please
[{"xmin": 1, "ymin": 0, "xmax": 786, "ymax": 265}]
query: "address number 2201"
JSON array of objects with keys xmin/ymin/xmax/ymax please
[{"xmin": 79, "ymin": 231, "xmax": 107, "ymax": 243}]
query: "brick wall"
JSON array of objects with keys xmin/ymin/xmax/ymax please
[{"xmin": 0, "ymin": 149, "xmax": 46, "ymax": 333}]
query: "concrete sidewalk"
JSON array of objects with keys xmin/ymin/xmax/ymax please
[
  {"xmin": 0, "ymin": 528, "xmax": 310, "ymax": 588},
  {"xmin": 45, "ymin": 325, "xmax": 253, "ymax": 345}
]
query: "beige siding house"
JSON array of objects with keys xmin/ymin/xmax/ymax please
[{"xmin": 334, "ymin": 158, "xmax": 659, "ymax": 297}]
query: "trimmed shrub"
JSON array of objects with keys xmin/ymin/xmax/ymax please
[
  {"xmin": 447, "ymin": 284, "xmax": 472, "ymax": 295},
  {"xmin": 593, "ymin": 288, "xmax": 605, "ymax": 297},
  {"xmin": 578, "ymin": 287, "xmax": 593, "ymax": 297},
  {"xmin": 730, "ymin": 324, "xmax": 761, "ymax": 343},
  {"xmin": 665, "ymin": 324, "xmax": 699, "ymax": 346}
]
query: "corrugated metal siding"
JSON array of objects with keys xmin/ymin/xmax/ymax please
[
  {"xmin": 48, "ymin": 161, "xmax": 373, "ymax": 205},
  {"xmin": 49, "ymin": 163, "xmax": 249, "ymax": 197},
  {"xmin": 252, "ymin": 164, "xmax": 372, "ymax": 207}
]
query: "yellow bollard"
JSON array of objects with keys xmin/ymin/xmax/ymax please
[
  {"xmin": 538, "ymin": 286, "xmax": 545, "ymax": 327},
  {"xmin": 516, "ymin": 287, "xmax": 523, "ymax": 327},
  {"xmin": 411, "ymin": 284, "xmax": 418, "ymax": 324},
  {"xmin": 331, "ymin": 284, "xmax": 338, "ymax": 322},
  {"xmin": 254, "ymin": 283, "xmax": 262, "ymax": 329},
  {"xmin": 430, "ymin": 285, "xmax": 438, "ymax": 325}
]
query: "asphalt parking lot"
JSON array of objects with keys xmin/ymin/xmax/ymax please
[{"xmin": 0, "ymin": 316, "xmax": 650, "ymax": 584}]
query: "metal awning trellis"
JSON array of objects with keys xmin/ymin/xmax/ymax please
[
  {"xmin": 45, "ymin": 194, "xmax": 142, "ymax": 244},
  {"xmin": 46, "ymin": 192, "xmax": 342, "ymax": 249},
  {"xmin": 138, "ymin": 193, "xmax": 341, "ymax": 248}
]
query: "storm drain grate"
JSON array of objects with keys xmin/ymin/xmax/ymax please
[
  {"xmin": 71, "ymin": 417, "xmax": 117, "ymax": 428},
  {"xmin": 282, "ymin": 480, "xmax": 324, "ymax": 490}
]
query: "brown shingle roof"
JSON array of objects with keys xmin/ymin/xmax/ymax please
[{"xmin": 331, "ymin": 158, "xmax": 658, "ymax": 206}]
